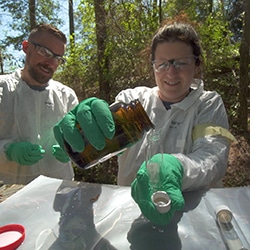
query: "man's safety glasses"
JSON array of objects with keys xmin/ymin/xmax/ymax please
[{"xmin": 29, "ymin": 41, "xmax": 66, "ymax": 65}]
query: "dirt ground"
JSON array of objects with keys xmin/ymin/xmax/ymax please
[{"xmin": 223, "ymin": 134, "xmax": 250, "ymax": 187}]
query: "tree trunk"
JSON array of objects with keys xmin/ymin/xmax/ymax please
[
  {"xmin": 29, "ymin": 0, "xmax": 36, "ymax": 29},
  {"xmin": 94, "ymin": 0, "xmax": 111, "ymax": 102},
  {"xmin": 68, "ymin": 0, "xmax": 75, "ymax": 47},
  {"xmin": 0, "ymin": 50, "xmax": 4, "ymax": 74},
  {"xmin": 238, "ymin": 0, "xmax": 250, "ymax": 132}
]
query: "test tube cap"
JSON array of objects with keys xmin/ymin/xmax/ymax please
[{"xmin": 215, "ymin": 205, "xmax": 233, "ymax": 218}]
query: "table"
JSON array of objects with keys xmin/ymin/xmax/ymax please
[{"xmin": 0, "ymin": 175, "xmax": 250, "ymax": 250}]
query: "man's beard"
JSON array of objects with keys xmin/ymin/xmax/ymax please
[{"xmin": 28, "ymin": 63, "xmax": 54, "ymax": 85}]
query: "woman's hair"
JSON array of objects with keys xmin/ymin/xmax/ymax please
[
  {"xmin": 150, "ymin": 22, "xmax": 202, "ymax": 67},
  {"xmin": 28, "ymin": 23, "xmax": 67, "ymax": 44}
]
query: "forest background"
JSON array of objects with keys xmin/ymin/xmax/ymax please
[{"xmin": 0, "ymin": 0, "xmax": 250, "ymax": 187}]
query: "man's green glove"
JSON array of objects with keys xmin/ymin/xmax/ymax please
[
  {"xmin": 52, "ymin": 145, "xmax": 70, "ymax": 163},
  {"xmin": 5, "ymin": 142, "xmax": 45, "ymax": 165},
  {"xmin": 53, "ymin": 97, "xmax": 115, "ymax": 153},
  {"xmin": 131, "ymin": 154, "xmax": 185, "ymax": 225}
]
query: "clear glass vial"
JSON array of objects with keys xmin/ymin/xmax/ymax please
[
  {"xmin": 145, "ymin": 130, "xmax": 171, "ymax": 214},
  {"xmin": 215, "ymin": 205, "xmax": 249, "ymax": 250}
]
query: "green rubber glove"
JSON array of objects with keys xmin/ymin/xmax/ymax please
[
  {"xmin": 53, "ymin": 97, "xmax": 115, "ymax": 153},
  {"xmin": 5, "ymin": 142, "xmax": 45, "ymax": 165},
  {"xmin": 52, "ymin": 145, "xmax": 70, "ymax": 163},
  {"xmin": 131, "ymin": 154, "xmax": 185, "ymax": 225}
]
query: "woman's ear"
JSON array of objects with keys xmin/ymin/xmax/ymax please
[
  {"xmin": 22, "ymin": 40, "xmax": 29, "ymax": 53},
  {"xmin": 194, "ymin": 63, "xmax": 202, "ymax": 79}
]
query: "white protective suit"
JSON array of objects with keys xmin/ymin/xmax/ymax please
[
  {"xmin": 0, "ymin": 69, "xmax": 79, "ymax": 184},
  {"xmin": 115, "ymin": 79, "xmax": 235, "ymax": 191}
]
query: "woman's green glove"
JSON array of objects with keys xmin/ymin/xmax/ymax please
[
  {"xmin": 53, "ymin": 97, "xmax": 115, "ymax": 153},
  {"xmin": 52, "ymin": 145, "xmax": 70, "ymax": 163},
  {"xmin": 131, "ymin": 154, "xmax": 185, "ymax": 225},
  {"xmin": 5, "ymin": 141, "xmax": 45, "ymax": 165}
]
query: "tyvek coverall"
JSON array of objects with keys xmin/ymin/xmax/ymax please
[
  {"xmin": 0, "ymin": 69, "xmax": 79, "ymax": 184},
  {"xmin": 116, "ymin": 79, "xmax": 235, "ymax": 190}
]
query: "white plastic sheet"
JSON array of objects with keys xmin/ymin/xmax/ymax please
[{"xmin": 0, "ymin": 175, "xmax": 250, "ymax": 249}]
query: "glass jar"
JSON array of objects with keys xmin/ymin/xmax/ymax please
[{"xmin": 64, "ymin": 99, "xmax": 154, "ymax": 169}]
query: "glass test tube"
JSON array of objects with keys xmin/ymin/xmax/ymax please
[{"xmin": 215, "ymin": 205, "xmax": 249, "ymax": 250}]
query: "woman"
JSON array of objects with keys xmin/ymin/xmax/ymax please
[{"xmin": 116, "ymin": 22, "xmax": 234, "ymax": 189}]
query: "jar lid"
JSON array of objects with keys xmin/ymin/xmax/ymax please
[{"xmin": 0, "ymin": 224, "xmax": 25, "ymax": 250}]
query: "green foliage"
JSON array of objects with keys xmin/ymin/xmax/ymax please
[
  {"xmin": 55, "ymin": 1, "xmax": 98, "ymax": 100},
  {"xmin": 73, "ymin": 157, "xmax": 118, "ymax": 185},
  {"xmin": 197, "ymin": 10, "xmax": 241, "ymax": 131},
  {"xmin": 103, "ymin": 1, "xmax": 158, "ymax": 96},
  {"xmin": 57, "ymin": 0, "xmax": 160, "ymax": 101},
  {"xmin": 199, "ymin": 12, "xmax": 240, "ymax": 71}
]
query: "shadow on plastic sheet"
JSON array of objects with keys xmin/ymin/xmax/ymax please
[
  {"xmin": 35, "ymin": 180, "xmax": 117, "ymax": 250},
  {"xmin": 127, "ymin": 189, "xmax": 206, "ymax": 250}
]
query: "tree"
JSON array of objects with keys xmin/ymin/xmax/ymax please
[
  {"xmin": 238, "ymin": 0, "xmax": 249, "ymax": 132},
  {"xmin": 68, "ymin": 0, "xmax": 75, "ymax": 47},
  {"xmin": 94, "ymin": 0, "xmax": 110, "ymax": 102},
  {"xmin": 0, "ymin": 50, "xmax": 3, "ymax": 74},
  {"xmin": 29, "ymin": 0, "xmax": 36, "ymax": 28}
]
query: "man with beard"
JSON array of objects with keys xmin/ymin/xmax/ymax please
[{"xmin": 0, "ymin": 24, "xmax": 78, "ymax": 184}]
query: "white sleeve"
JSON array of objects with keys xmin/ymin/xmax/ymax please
[
  {"xmin": 174, "ymin": 135, "xmax": 230, "ymax": 191},
  {"xmin": 174, "ymin": 91, "xmax": 234, "ymax": 191}
]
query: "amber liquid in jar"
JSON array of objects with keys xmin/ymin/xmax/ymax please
[{"xmin": 64, "ymin": 99, "xmax": 154, "ymax": 169}]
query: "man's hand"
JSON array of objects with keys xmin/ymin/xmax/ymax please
[
  {"xmin": 53, "ymin": 97, "xmax": 115, "ymax": 153},
  {"xmin": 131, "ymin": 154, "xmax": 184, "ymax": 225},
  {"xmin": 5, "ymin": 141, "xmax": 45, "ymax": 165}
]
